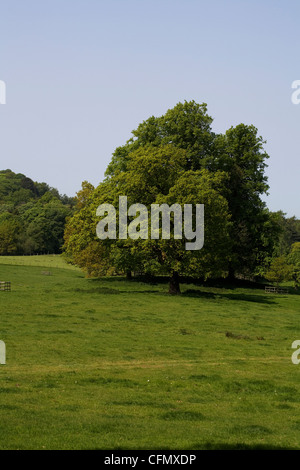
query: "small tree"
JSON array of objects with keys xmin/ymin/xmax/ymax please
[
  {"xmin": 265, "ymin": 256, "xmax": 293, "ymax": 287},
  {"xmin": 287, "ymin": 242, "xmax": 300, "ymax": 289}
]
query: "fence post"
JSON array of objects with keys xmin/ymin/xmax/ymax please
[{"xmin": 0, "ymin": 341, "xmax": 5, "ymax": 364}]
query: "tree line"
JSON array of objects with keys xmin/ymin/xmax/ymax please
[{"xmin": 0, "ymin": 169, "xmax": 75, "ymax": 255}]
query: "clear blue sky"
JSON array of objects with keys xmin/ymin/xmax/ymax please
[{"xmin": 0, "ymin": 0, "xmax": 299, "ymax": 217}]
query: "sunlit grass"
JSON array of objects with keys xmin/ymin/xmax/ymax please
[
  {"xmin": 0, "ymin": 257, "xmax": 299, "ymax": 449},
  {"xmin": 0, "ymin": 254, "xmax": 80, "ymax": 270}
]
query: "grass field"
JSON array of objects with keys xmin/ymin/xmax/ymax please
[
  {"xmin": 0, "ymin": 255, "xmax": 300, "ymax": 450},
  {"xmin": 0, "ymin": 254, "xmax": 81, "ymax": 270}
]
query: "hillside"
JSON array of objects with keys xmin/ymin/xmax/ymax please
[{"xmin": 0, "ymin": 170, "xmax": 75, "ymax": 255}]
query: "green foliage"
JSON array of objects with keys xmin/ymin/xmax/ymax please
[
  {"xmin": 272, "ymin": 212, "xmax": 300, "ymax": 256},
  {"xmin": 103, "ymin": 102, "xmax": 276, "ymax": 278},
  {"xmin": 65, "ymin": 145, "xmax": 231, "ymax": 292},
  {"xmin": 219, "ymin": 124, "xmax": 272, "ymax": 276},
  {"xmin": 105, "ymin": 101, "xmax": 214, "ymax": 177},
  {"xmin": 66, "ymin": 100, "xmax": 284, "ymax": 285},
  {"xmin": 0, "ymin": 217, "xmax": 21, "ymax": 255},
  {"xmin": 265, "ymin": 256, "xmax": 293, "ymax": 286},
  {"xmin": 287, "ymin": 242, "xmax": 300, "ymax": 288},
  {"xmin": 63, "ymin": 180, "xmax": 115, "ymax": 276},
  {"xmin": 0, "ymin": 169, "xmax": 75, "ymax": 255}
]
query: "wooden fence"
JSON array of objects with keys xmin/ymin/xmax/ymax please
[
  {"xmin": 0, "ymin": 282, "xmax": 11, "ymax": 291},
  {"xmin": 265, "ymin": 286, "xmax": 289, "ymax": 294}
]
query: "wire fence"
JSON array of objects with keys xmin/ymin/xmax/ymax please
[{"xmin": 265, "ymin": 286, "xmax": 289, "ymax": 294}]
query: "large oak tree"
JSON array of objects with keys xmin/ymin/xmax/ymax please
[{"xmin": 64, "ymin": 100, "xmax": 279, "ymax": 289}]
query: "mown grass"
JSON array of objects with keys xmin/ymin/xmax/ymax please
[{"xmin": 0, "ymin": 256, "xmax": 299, "ymax": 449}]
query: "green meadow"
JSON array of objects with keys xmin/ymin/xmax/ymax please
[{"xmin": 0, "ymin": 256, "xmax": 299, "ymax": 450}]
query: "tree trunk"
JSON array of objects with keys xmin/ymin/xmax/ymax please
[
  {"xmin": 169, "ymin": 271, "xmax": 181, "ymax": 295},
  {"xmin": 126, "ymin": 271, "xmax": 132, "ymax": 280},
  {"xmin": 227, "ymin": 264, "xmax": 235, "ymax": 282}
]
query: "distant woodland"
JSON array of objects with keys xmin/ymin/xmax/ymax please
[{"xmin": 0, "ymin": 169, "xmax": 75, "ymax": 255}]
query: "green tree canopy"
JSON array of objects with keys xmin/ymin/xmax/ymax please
[
  {"xmin": 64, "ymin": 145, "xmax": 231, "ymax": 293},
  {"xmin": 287, "ymin": 242, "xmax": 300, "ymax": 289},
  {"xmin": 0, "ymin": 169, "xmax": 75, "ymax": 255},
  {"xmin": 105, "ymin": 101, "xmax": 215, "ymax": 176},
  {"xmin": 103, "ymin": 101, "xmax": 274, "ymax": 277},
  {"xmin": 64, "ymin": 100, "xmax": 295, "ymax": 290},
  {"xmin": 265, "ymin": 256, "xmax": 293, "ymax": 287}
]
